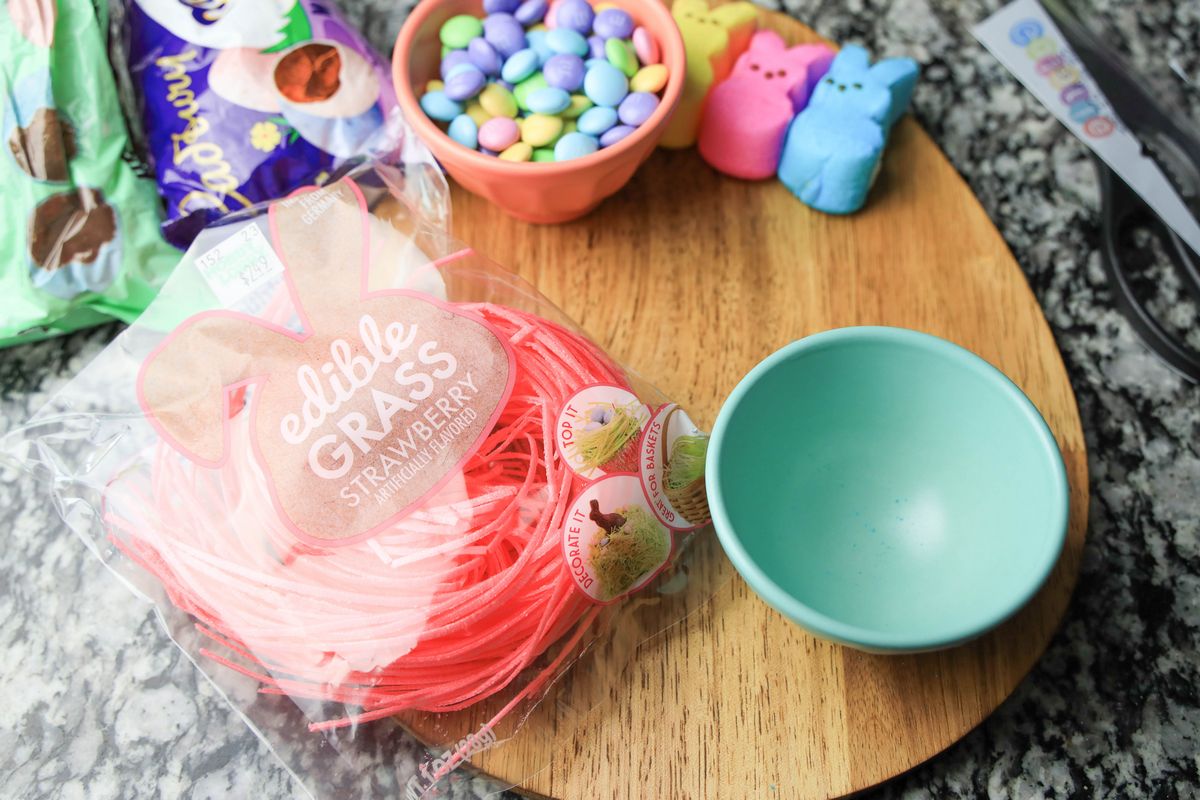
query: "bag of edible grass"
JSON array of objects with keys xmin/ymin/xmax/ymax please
[{"xmin": 1, "ymin": 0, "xmax": 179, "ymax": 347}]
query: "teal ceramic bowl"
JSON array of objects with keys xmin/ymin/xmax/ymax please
[{"xmin": 707, "ymin": 327, "xmax": 1069, "ymax": 652}]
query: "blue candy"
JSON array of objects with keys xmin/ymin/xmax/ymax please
[
  {"xmin": 554, "ymin": 131, "xmax": 599, "ymax": 161},
  {"xmin": 545, "ymin": 28, "xmax": 589, "ymax": 57},
  {"xmin": 527, "ymin": 29, "xmax": 553, "ymax": 65},
  {"xmin": 577, "ymin": 106, "xmax": 618, "ymax": 136},
  {"xmin": 420, "ymin": 91, "xmax": 464, "ymax": 122},
  {"xmin": 448, "ymin": 114, "xmax": 479, "ymax": 149},
  {"xmin": 527, "ymin": 86, "xmax": 571, "ymax": 114},
  {"xmin": 583, "ymin": 61, "xmax": 628, "ymax": 107},
  {"xmin": 501, "ymin": 48, "xmax": 540, "ymax": 83},
  {"xmin": 777, "ymin": 45, "xmax": 918, "ymax": 214}
]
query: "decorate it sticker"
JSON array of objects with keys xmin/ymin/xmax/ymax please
[
  {"xmin": 562, "ymin": 474, "xmax": 674, "ymax": 603},
  {"xmin": 639, "ymin": 404, "xmax": 712, "ymax": 531},
  {"xmin": 556, "ymin": 384, "xmax": 651, "ymax": 480}
]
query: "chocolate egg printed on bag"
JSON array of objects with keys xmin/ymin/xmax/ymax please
[{"xmin": 124, "ymin": 0, "xmax": 399, "ymax": 247}]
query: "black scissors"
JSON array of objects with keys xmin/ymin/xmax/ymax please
[{"xmin": 1042, "ymin": 0, "xmax": 1200, "ymax": 381}]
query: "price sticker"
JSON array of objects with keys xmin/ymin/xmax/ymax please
[{"xmin": 194, "ymin": 223, "xmax": 286, "ymax": 306}]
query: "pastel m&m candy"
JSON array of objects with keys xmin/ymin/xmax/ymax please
[
  {"xmin": 577, "ymin": 105, "xmax": 617, "ymax": 135},
  {"xmin": 478, "ymin": 116, "xmax": 521, "ymax": 150},
  {"xmin": 543, "ymin": 53, "xmax": 585, "ymax": 91},
  {"xmin": 441, "ymin": 15, "xmax": 483, "ymax": 49},
  {"xmin": 448, "ymin": 114, "xmax": 479, "ymax": 149},
  {"xmin": 526, "ymin": 86, "xmax": 572, "ymax": 114},
  {"xmin": 421, "ymin": 0, "xmax": 671, "ymax": 163},
  {"xmin": 583, "ymin": 61, "xmax": 628, "ymax": 107},
  {"xmin": 554, "ymin": 131, "xmax": 598, "ymax": 160}
]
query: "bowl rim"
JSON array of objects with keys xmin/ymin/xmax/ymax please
[
  {"xmin": 705, "ymin": 325, "xmax": 1070, "ymax": 652},
  {"xmin": 392, "ymin": 0, "xmax": 686, "ymax": 173}
]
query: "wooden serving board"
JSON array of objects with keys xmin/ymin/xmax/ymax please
[{"xmin": 423, "ymin": 10, "xmax": 1088, "ymax": 799}]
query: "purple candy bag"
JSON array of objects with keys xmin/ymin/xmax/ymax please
[{"xmin": 121, "ymin": 0, "xmax": 401, "ymax": 248}]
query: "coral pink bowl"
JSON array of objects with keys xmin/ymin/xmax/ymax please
[{"xmin": 394, "ymin": 0, "xmax": 685, "ymax": 223}]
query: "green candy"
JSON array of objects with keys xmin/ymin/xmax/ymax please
[
  {"xmin": 561, "ymin": 94, "xmax": 593, "ymax": 119},
  {"xmin": 513, "ymin": 72, "xmax": 548, "ymax": 112},
  {"xmin": 605, "ymin": 38, "xmax": 638, "ymax": 78},
  {"xmin": 439, "ymin": 15, "xmax": 483, "ymax": 49},
  {"xmin": 532, "ymin": 148, "xmax": 556, "ymax": 162}
]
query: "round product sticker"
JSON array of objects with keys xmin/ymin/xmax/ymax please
[
  {"xmin": 561, "ymin": 474, "xmax": 674, "ymax": 603},
  {"xmin": 639, "ymin": 404, "xmax": 712, "ymax": 531},
  {"xmin": 556, "ymin": 384, "xmax": 651, "ymax": 480}
]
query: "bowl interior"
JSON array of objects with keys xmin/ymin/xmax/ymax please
[{"xmin": 710, "ymin": 328, "xmax": 1068, "ymax": 649}]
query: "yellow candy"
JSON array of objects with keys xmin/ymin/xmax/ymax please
[
  {"xmin": 465, "ymin": 101, "xmax": 491, "ymax": 127},
  {"xmin": 479, "ymin": 83, "xmax": 518, "ymax": 118},
  {"xmin": 662, "ymin": 0, "xmax": 758, "ymax": 149},
  {"xmin": 630, "ymin": 64, "xmax": 668, "ymax": 94},
  {"xmin": 561, "ymin": 94, "xmax": 593, "ymax": 119},
  {"xmin": 499, "ymin": 142, "xmax": 533, "ymax": 162},
  {"xmin": 529, "ymin": 23, "xmax": 547, "ymax": 31},
  {"xmin": 594, "ymin": 2, "xmax": 617, "ymax": 9},
  {"xmin": 521, "ymin": 113, "xmax": 564, "ymax": 147},
  {"xmin": 426, "ymin": 79, "xmax": 445, "ymax": 93}
]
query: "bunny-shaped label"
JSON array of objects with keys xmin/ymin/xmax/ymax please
[
  {"xmin": 138, "ymin": 177, "xmax": 515, "ymax": 546},
  {"xmin": 698, "ymin": 31, "xmax": 834, "ymax": 179},
  {"xmin": 660, "ymin": 0, "xmax": 759, "ymax": 149},
  {"xmin": 777, "ymin": 44, "xmax": 919, "ymax": 214}
]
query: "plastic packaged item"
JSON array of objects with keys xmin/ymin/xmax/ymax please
[
  {"xmin": 1, "ymin": 0, "xmax": 179, "ymax": 347},
  {"xmin": 115, "ymin": 0, "xmax": 408, "ymax": 248},
  {"xmin": 11, "ymin": 161, "xmax": 715, "ymax": 797}
]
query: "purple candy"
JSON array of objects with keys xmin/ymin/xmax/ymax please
[
  {"xmin": 554, "ymin": 0, "xmax": 594, "ymax": 33},
  {"xmin": 514, "ymin": 0, "xmax": 548, "ymax": 25},
  {"xmin": 483, "ymin": 0, "xmax": 520, "ymax": 12},
  {"xmin": 600, "ymin": 124, "xmax": 635, "ymax": 147},
  {"xmin": 543, "ymin": 53, "xmax": 585, "ymax": 91},
  {"xmin": 480, "ymin": 147, "xmax": 499, "ymax": 156},
  {"xmin": 440, "ymin": 50, "xmax": 472, "ymax": 79},
  {"xmin": 617, "ymin": 91, "xmax": 658, "ymax": 126},
  {"xmin": 497, "ymin": 79, "xmax": 515, "ymax": 91},
  {"xmin": 593, "ymin": 8, "xmax": 634, "ymax": 39},
  {"xmin": 444, "ymin": 65, "xmax": 487, "ymax": 101},
  {"xmin": 587, "ymin": 35, "xmax": 606, "ymax": 59},
  {"xmin": 483, "ymin": 13, "xmax": 527, "ymax": 57},
  {"xmin": 467, "ymin": 37, "xmax": 502, "ymax": 76}
]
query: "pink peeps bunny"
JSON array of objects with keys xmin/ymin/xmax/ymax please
[{"xmin": 698, "ymin": 32, "xmax": 834, "ymax": 180}]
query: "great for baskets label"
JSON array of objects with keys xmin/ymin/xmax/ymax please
[
  {"xmin": 639, "ymin": 404, "xmax": 712, "ymax": 531},
  {"xmin": 138, "ymin": 179, "xmax": 515, "ymax": 546}
]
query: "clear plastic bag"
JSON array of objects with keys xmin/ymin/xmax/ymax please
[{"xmin": 9, "ymin": 161, "xmax": 716, "ymax": 797}]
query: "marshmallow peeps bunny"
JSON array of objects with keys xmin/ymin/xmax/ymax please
[
  {"xmin": 698, "ymin": 31, "xmax": 834, "ymax": 179},
  {"xmin": 660, "ymin": 0, "xmax": 758, "ymax": 149},
  {"xmin": 777, "ymin": 45, "xmax": 918, "ymax": 214}
]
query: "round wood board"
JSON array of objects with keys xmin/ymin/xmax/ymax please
[{"xmin": 416, "ymin": 9, "xmax": 1089, "ymax": 798}]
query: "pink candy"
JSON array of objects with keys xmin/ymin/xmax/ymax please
[
  {"xmin": 632, "ymin": 26, "xmax": 659, "ymax": 65},
  {"xmin": 478, "ymin": 116, "xmax": 521, "ymax": 150}
]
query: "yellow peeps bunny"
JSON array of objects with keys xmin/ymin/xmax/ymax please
[{"xmin": 660, "ymin": 0, "xmax": 759, "ymax": 149}]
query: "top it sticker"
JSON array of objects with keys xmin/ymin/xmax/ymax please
[{"xmin": 556, "ymin": 384, "xmax": 651, "ymax": 480}]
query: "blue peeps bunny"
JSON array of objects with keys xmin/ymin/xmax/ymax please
[{"xmin": 777, "ymin": 45, "xmax": 918, "ymax": 214}]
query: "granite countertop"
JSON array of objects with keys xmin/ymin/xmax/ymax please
[{"xmin": 2, "ymin": 0, "xmax": 1198, "ymax": 797}]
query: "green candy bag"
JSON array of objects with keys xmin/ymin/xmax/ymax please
[{"xmin": 1, "ymin": 0, "xmax": 178, "ymax": 347}]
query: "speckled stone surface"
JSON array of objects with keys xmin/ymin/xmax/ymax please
[{"xmin": 2, "ymin": 0, "xmax": 1198, "ymax": 798}]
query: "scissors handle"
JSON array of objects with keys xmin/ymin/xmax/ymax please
[{"xmin": 1098, "ymin": 159, "xmax": 1200, "ymax": 382}]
